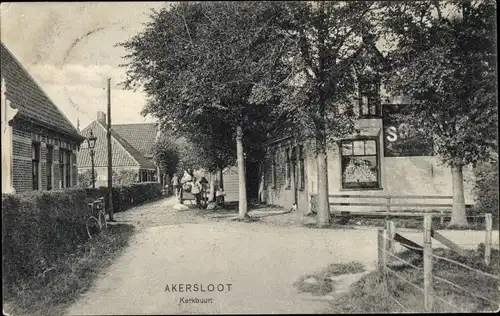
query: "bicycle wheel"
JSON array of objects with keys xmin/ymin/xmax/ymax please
[{"xmin": 86, "ymin": 216, "xmax": 101, "ymax": 239}]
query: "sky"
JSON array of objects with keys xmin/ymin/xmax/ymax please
[{"xmin": 1, "ymin": 2, "xmax": 169, "ymax": 130}]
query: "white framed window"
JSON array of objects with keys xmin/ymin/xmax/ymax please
[
  {"xmin": 340, "ymin": 138, "xmax": 380, "ymax": 189},
  {"xmin": 359, "ymin": 80, "xmax": 381, "ymax": 118}
]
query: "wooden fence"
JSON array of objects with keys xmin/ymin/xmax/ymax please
[
  {"xmin": 377, "ymin": 214, "xmax": 498, "ymax": 312},
  {"xmin": 310, "ymin": 193, "xmax": 476, "ymax": 222}
]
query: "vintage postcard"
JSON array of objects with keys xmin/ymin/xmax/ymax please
[{"xmin": 1, "ymin": 1, "xmax": 498, "ymax": 315}]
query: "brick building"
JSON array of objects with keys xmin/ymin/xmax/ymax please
[
  {"xmin": 258, "ymin": 38, "xmax": 475, "ymax": 214},
  {"xmin": 77, "ymin": 112, "xmax": 158, "ymax": 187},
  {"xmin": 1, "ymin": 42, "xmax": 85, "ymax": 193}
]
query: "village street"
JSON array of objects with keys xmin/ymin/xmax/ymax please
[{"xmin": 65, "ymin": 197, "xmax": 498, "ymax": 315}]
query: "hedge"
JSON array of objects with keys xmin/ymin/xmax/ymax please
[
  {"xmin": 2, "ymin": 182, "xmax": 162, "ymax": 292},
  {"xmin": 473, "ymin": 161, "xmax": 499, "ymax": 225}
]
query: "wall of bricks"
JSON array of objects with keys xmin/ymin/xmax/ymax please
[{"xmin": 11, "ymin": 124, "xmax": 82, "ymax": 193}]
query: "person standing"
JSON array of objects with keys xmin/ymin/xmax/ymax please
[
  {"xmin": 215, "ymin": 186, "xmax": 226, "ymax": 207},
  {"xmin": 191, "ymin": 177, "xmax": 202, "ymax": 208},
  {"xmin": 171, "ymin": 174, "xmax": 180, "ymax": 197}
]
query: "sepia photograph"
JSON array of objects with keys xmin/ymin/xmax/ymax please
[{"xmin": 1, "ymin": 1, "xmax": 498, "ymax": 314}]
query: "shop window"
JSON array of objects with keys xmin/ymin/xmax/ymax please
[
  {"xmin": 32, "ymin": 143, "xmax": 40, "ymax": 190},
  {"xmin": 359, "ymin": 80, "xmax": 381, "ymax": 118},
  {"xmin": 340, "ymin": 139, "xmax": 380, "ymax": 189}
]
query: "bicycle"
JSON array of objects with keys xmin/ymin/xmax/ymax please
[{"xmin": 86, "ymin": 197, "xmax": 107, "ymax": 239}]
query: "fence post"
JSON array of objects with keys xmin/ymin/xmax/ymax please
[
  {"xmin": 386, "ymin": 197, "xmax": 391, "ymax": 212},
  {"xmin": 377, "ymin": 228, "xmax": 387, "ymax": 270},
  {"xmin": 440, "ymin": 211, "xmax": 444, "ymax": 226},
  {"xmin": 485, "ymin": 213, "xmax": 492, "ymax": 266},
  {"xmin": 423, "ymin": 214, "xmax": 434, "ymax": 312},
  {"xmin": 386, "ymin": 220, "xmax": 395, "ymax": 255}
]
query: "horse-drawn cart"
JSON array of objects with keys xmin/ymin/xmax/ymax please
[{"xmin": 178, "ymin": 187, "xmax": 209, "ymax": 209}]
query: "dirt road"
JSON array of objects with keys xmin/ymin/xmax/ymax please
[{"xmin": 66, "ymin": 197, "xmax": 498, "ymax": 315}]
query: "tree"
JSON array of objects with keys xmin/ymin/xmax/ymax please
[
  {"xmin": 152, "ymin": 133, "xmax": 180, "ymax": 177},
  {"xmin": 380, "ymin": 0, "xmax": 497, "ymax": 227},
  {"xmin": 119, "ymin": 2, "xmax": 294, "ymax": 219},
  {"xmin": 77, "ymin": 170, "xmax": 96, "ymax": 188},
  {"xmin": 274, "ymin": 1, "xmax": 378, "ymax": 226}
]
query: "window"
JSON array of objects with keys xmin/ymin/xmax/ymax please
[
  {"xmin": 32, "ymin": 143, "xmax": 40, "ymax": 190},
  {"xmin": 340, "ymin": 139, "xmax": 380, "ymax": 189},
  {"xmin": 139, "ymin": 170, "xmax": 148, "ymax": 183},
  {"xmin": 299, "ymin": 145, "xmax": 305, "ymax": 190},
  {"xmin": 359, "ymin": 80, "xmax": 381, "ymax": 118},
  {"xmin": 59, "ymin": 150, "xmax": 64, "ymax": 188},
  {"xmin": 59, "ymin": 149, "xmax": 71, "ymax": 188},
  {"xmin": 46, "ymin": 145, "xmax": 53, "ymax": 190},
  {"xmin": 271, "ymin": 152, "xmax": 276, "ymax": 188},
  {"xmin": 65, "ymin": 151, "xmax": 71, "ymax": 187},
  {"xmin": 285, "ymin": 148, "xmax": 291, "ymax": 189}
]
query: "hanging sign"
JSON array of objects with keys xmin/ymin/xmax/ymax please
[{"xmin": 382, "ymin": 104, "xmax": 434, "ymax": 157}]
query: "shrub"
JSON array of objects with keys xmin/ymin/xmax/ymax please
[
  {"xmin": 2, "ymin": 182, "xmax": 162, "ymax": 294},
  {"xmin": 112, "ymin": 169, "xmax": 139, "ymax": 186},
  {"xmin": 77, "ymin": 170, "xmax": 97, "ymax": 188},
  {"xmin": 473, "ymin": 161, "xmax": 499, "ymax": 225}
]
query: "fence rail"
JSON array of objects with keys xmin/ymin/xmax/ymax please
[
  {"xmin": 377, "ymin": 213, "xmax": 499, "ymax": 313},
  {"xmin": 310, "ymin": 194, "xmax": 475, "ymax": 218}
]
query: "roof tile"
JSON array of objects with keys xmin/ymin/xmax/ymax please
[
  {"xmin": 1, "ymin": 42, "xmax": 82, "ymax": 140},
  {"xmin": 112, "ymin": 123, "xmax": 158, "ymax": 158},
  {"xmin": 78, "ymin": 121, "xmax": 156, "ymax": 170}
]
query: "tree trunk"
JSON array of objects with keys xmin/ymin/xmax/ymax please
[
  {"xmin": 314, "ymin": 5, "xmax": 330, "ymax": 227},
  {"xmin": 218, "ymin": 166, "xmax": 225, "ymax": 204},
  {"xmin": 316, "ymin": 129, "xmax": 331, "ymax": 227},
  {"xmin": 219, "ymin": 167, "xmax": 224, "ymax": 190},
  {"xmin": 236, "ymin": 125, "xmax": 248, "ymax": 219},
  {"xmin": 448, "ymin": 164, "xmax": 468, "ymax": 227},
  {"xmin": 209, "ymin": 176, "xmax": 215, "ymax": 202}
]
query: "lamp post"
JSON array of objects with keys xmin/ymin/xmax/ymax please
[{"xmin": 87, "ymin": 130, "xmax": 97, "ymax": 188}]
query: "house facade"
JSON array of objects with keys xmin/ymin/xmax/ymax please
[
  {"xmin": 259, "ymin": 40, "xmax": 475, "ymax": 214},
  {"xmin": 1, "ymin": 42, "xmax": 85, "ymax": 193},
  {"xmin": 77, "ymin": 112, "xmax": 158, "ymax": 187}
]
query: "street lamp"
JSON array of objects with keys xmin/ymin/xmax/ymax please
[{"xmin": 87, "ymin": 129, "xmax": 97, "ymax": 188}]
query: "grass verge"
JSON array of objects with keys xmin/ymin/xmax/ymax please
[
  {"xmin": 328, "ymin": 246, "xmax": 499, "ymax": 313},
  {"xmin": 346, "ymin": 216, "xmax": 489, "ymax": 230},
  {"xmin": 302, "ymin": 222, "xmax": 356, "ymax": 230},
  {"xmin": 3, "ymin": 223, "xmax": 135, "ymax": 316},
  {"xmin": 294, "ymin": 262, "xmax": 366, "ymax": 296}
]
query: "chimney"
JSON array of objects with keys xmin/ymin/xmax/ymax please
[{"xmin": 97, "ymin": 111, "xmax": 106, "ymax": 124}]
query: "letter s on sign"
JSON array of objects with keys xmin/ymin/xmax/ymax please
[{"xmin": 386, "ymin": 126, "xmax": 398, "ymax": 142}]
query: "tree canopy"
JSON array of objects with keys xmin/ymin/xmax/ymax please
[
  {"xmin": 381, "ymin": 0, "xmax": 497, "ymax": 167},
  {"xmin": 380, "ymin": 0, "xmax": 497, "ymax": 226},
  {"xmin": 119, "ymin": 1, "xmax": 296, "ymax": 217}
]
